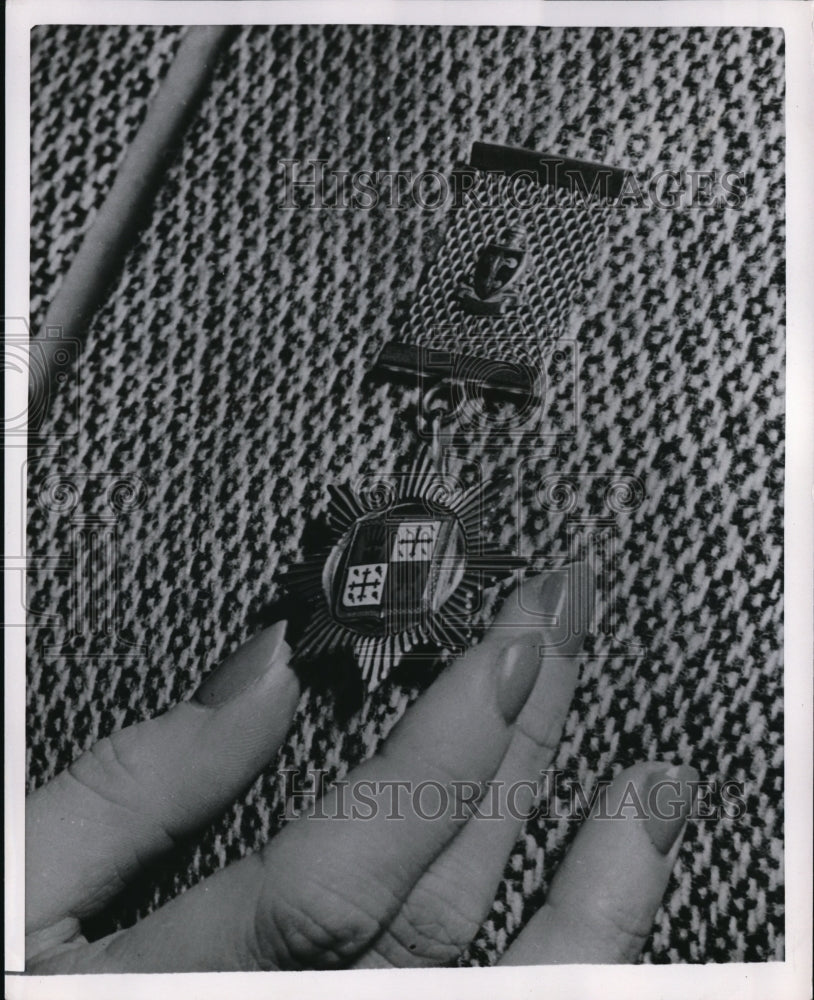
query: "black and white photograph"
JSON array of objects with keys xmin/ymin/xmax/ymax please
[{"xmin": 5, "ymin": 2, "xmax": 813, "ymax": 996}]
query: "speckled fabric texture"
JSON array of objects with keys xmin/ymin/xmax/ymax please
[{"xmin": 27, "ymin": 24, "xmax": 784, "ymax": 963}]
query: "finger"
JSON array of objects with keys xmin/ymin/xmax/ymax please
[
  {"xmin": 36, "ymin": 572, "xmax": 572, "ymax": 972},
  {"xmin": 355, "ymin": 565, "xmax": 588, "ymax": 967},
  {"xmin": 500, "ymin": 761, "xmax": 699, "ymax": 965},
  {"xmin": 26, "ymin": 621, "xmax": 298, "ymax": 942}
]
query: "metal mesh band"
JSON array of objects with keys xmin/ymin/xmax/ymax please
[{"xmin": 400, "ymin": 146, "xmax": 622, "ymax": 365}]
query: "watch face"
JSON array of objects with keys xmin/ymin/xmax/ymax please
[{"xmin": 326, "ymin": 502, "xmax": 466, "ymax": 639}]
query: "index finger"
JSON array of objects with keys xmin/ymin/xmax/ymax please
[{"xmin": 48, "ymin": 569, "xmax": 583, "ymax": 972}]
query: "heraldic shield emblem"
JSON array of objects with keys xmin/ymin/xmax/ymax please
[
  {"xmin": 287, "ymin": 454, "xmax": 525, "ymax": 689},
  {"xmin": 329, "ymin": 502, "xmax": 464, "ymax": 637}
]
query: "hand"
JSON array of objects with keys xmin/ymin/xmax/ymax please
[{"xmin": 25, "ymin": 571, "xmax": 697, "ymax": 971}]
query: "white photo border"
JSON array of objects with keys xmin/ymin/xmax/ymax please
[{"xmin": 5, "ymin": 2, "xmax": 812, "ymax": 997}]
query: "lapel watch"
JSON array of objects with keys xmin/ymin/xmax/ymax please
[{"xmin": 288, "ymin": 142, "xmax": 626, "ymax": 690}]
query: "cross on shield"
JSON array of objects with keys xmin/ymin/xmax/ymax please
[{"xmin": 331, "ymin": 505, "xmax": 462, "ymax": 637}]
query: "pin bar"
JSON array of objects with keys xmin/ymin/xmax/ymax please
[
  {"xmin": 469, "ymin": 141, "xmax": 628, "ymax": 199},
  {"xmin": 373, "ymin": 340, "xmax": 542, "ymax": 405}
]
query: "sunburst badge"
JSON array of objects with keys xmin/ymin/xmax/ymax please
[{"xmin": 287, "ymin": 454, "xmax": 525, "ymax": 689}]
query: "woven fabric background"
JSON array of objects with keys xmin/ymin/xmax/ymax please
[{"xmin": 27, "ymin": 25, "xmax": 784, "ymax": 964}]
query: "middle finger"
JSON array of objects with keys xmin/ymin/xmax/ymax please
[{"xmin": 46, "ymin": 572, "xmax": 570, "ymax": 972}]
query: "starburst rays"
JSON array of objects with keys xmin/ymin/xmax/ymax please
[{"xmin": 286, "ymin": 453, "xmax": 525, "ymax": 690}]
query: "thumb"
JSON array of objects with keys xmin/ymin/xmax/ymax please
[{"xmin": 26, "ymin": 621, "xmax": 299, "ymax": 939}]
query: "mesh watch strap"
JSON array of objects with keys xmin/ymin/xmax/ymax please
[{"xmin": 398, "ymin": 141, "xmax": 626, "ymax": 366}]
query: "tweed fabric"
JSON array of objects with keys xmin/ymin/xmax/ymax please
[{"xmin": 27, "ymin": 25, "xmax": 784, "ymax": 964}]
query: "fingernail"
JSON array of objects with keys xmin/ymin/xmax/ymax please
[
  {"xmin": 193, "ymin": 621, "xmax": 292, "ymax": 708},
  {"xmin": 525, "ymin": 565, "xmax": 588, "ymax": 655},
  {"xmin": 531, "ymin": 571, "xmax": 569, "ymax": 614},
  {"xmin": 492, "ymin": 567, "xmax": 569, "ymax": 630},
  {"xmin": 641, "ymin": 763, "xmax": 699, "ymax": 854},
  {"xmin": 497, "ymin": 642, "xmax": 543, "ymax": 723}
]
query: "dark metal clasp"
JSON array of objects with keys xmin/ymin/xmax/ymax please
[{"xmin": 371, "ymin": 339, "xmax": 544, "ymax": 426}]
